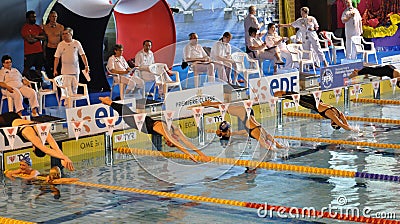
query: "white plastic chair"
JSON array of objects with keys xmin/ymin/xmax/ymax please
[
  {"xmin": 318, "ymin": 34, "xmax": 331, "ymax": 63},
  {"xmin": 29, "ymin": 71, "xmax": 59, "ymax": 113},
  {"xmin": 231, "ymin": 52, "xmax": 261, "ymax": 88},
  {"xmin": 148, "ymin": 63, "xmax": 181, "ymax": 99},
  {"xmin": 288, "ymin": 44, "xmax": 316, "ymax": 74},
  {"xmin": 351, "ymin": 36, "xmax": 378, "ymax": 63},
  {"xmin": 321, "ymin": 31, "xmax": 346, "ymax": 61},
  {"xmin": 286, "ymin": 44, "xmax": 301, "ymax": 69},
  {"xmin": 0, "ymin": 94, "xmax": 13, "ymax": 112},
  {"xmin": 53, "ymin": 75, "xmax": 90, "ymax": 108}
]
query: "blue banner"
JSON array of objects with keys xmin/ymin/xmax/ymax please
[{"xmin": 320, "ymin": 62, "xmax": 364, "ymax": 90}]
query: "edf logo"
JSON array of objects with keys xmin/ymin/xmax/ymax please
[{"xmin": 269, "ymin": 75, "xmax": 298, "ymax": 96}]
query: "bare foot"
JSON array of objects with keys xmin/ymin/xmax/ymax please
[{"xmin": 99, "ymin": 96, "xmax": 112, "ymax": 106}]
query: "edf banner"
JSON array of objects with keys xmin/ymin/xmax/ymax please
[{"xmin": 320, "ymin": 62, "xmax": 363, "ymax": 90}]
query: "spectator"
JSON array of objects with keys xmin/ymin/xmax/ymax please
[
  {"xmin": 265, "ymin": 23, "xmax": 292, "ymax": 70},
  {"xmin": 21, "ymin": 10, "xmax": 46, "ymax": 83},
  {"xmin": 211, "ymin": 32, "xmax": 236, "ymax": 84},
  {"xmin": 107, "ymin": 44, "xmax": 144, "ymax": 99},
  {"xmin": 244, "ymin": 6, "xmax": 266, "ymax": 49},
  {"xmin": 43, "ymin": 11, "xmax": 64, "ymax": 78},
  {"xmin": 0, "ymin": 55, "xmax": 40, "ymax": 116},
  {"xmin": 247, "ymin": 27, "xmax": 285, "ymax": 73},
  {"xmin": 280, "ymin": 7, "xmax": 329, "ymax": 67},
  {"xmin": 135, "ymin": 40, "xmax": 176, "ymax": 97},
  {"xmin": 183, "ymin": 33, "xmax": 218, "ymax": 87},
  {"xmin": 54, "ymin": 27, "xmax": 89, "ymax": 106},
  {"xmin": 341, "ymin": 0, "xmax": 362, "ymax": 59}
]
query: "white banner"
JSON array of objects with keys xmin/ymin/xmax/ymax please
[
  {"xmin": 3, "ymin": 127, "xmax": 18, "ymax": 149},
  {"xmin": 66, "ymin": 98, "xmax": 136, "ymax": 138},
  {"xmin": 103, "ymin": 117, "xmax": 118, "ymax": 136},
  {"xmin": 191, "ymin": 106, "xmax": 204, "ymax": 127},
  {"xmin": 164, "ymin": 84, "xmax": 224, "ymax": 118},
  {"xmin": 243, "ymin": 100, "xmax": 253, "ymax": 118},
  {"xmin": 218, "ymin": 103, "xmax": 228, "ymax": 120},
  {"xmin": 353, "ymin": 84, "xmax": 361, "ymax": 100},
  {"xmin": 249, "ymin": 71, "xmax": 300, "ymax": 103},
  {"xmin": 390, "ymin": 78, "xmax": 397, "ymax": 94},
  {"xmin": 372, "ymin": 81, "xmax": 380, "ymax": 98},
  {"xmin": 163, "ymin": 110, "xmax": 175, "ymax": 131},
  {"xmin": 312, "ymin": 90, "xmax": 322, "ymax": 109},
  {"xmin": 333, "ymin": 87, "xmax": 342, "ymax": 104},
  {"xmin": 269, "ymin": 97, "xmax": 278, "ymax": 114},
  {"xmin": 133, "ymin": 113, "xmax": 147, "ymax": 132},
  {"xmin": 291, "ymin": 94, "xmax": 300, "ymax": 111},
  {"xmin": 71, "ymin": 120, "xmax": 85, "ymax": 140},
  {"xmin": 35, "ymin": 123, "xmax": 52, "ymax": 144}
]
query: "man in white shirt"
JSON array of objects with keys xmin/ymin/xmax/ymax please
[
  {"xmin": 0, "ymin": 55, "xmax": 39, "ymax": 116},
  {"xmin": 54, "ymin": 27, "xmax": 89, "ymax": 104},
  {"xmin": 210, "ymin": 32, "xmax": 235, "ymax": 84},
  {"xmin": 107, "ymin": 44, "xmax": 144, "ymax": 99},
  {"xmin": 341, "ymin": 0, "xmax": 362, "ymax": 59},
  {"xmin": 183, "ymin": 33, "xmax": 216, "ymax": 88},
  {"xmin": 244, "ymin": 6, "xmax": 266, "ymax": 48},
  {"xmin": 135, "ymin": 40, "xmax": 176, "ymax": 97},
  {"xmin": 135, "ymin": 40, "xmax": 156, "ymax": 82}
]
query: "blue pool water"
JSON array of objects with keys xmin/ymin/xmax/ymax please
[{"xmin": 1, "ymin": 94, "xmax": 400, "ymax": 223}]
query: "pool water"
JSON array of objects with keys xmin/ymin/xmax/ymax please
[{"xmin": 1, "ymin": 95, "xmax": 400, "ymax": 223}]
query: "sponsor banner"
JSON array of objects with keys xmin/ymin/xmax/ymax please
[
  {"xmin": 312, "ymin": 90, "xmax": 322, "ymax": 109},
  {"xmin": 4, "ymin": 148, "xmax": 50, "ymax": 171},
  {"xmin": 350, "ymin": 83, "xmax": 373, "ymax": 101},
  {"xmin": 381, "ymin": 55, "xmax": 400, "ymax": 69},
  {"xmin": 320, "ymin": 62, "xmax": 363, "ymax": 90},
  {"xmin": 163, "ymin": 111, "xmax": 175, "ymax": 131},
  {"xmin": 36, "ymin": 123, "xmax": 52, "ymax": 145},
  {"xmin": 0, "ymin": 128, "xmax": 31, "ymax": 151},
  {"xmin": 165, "ymin": 84, "xmax": 224, "ymax": 118},
  {"xmin": 62, "ymin": 135, "xmax": 105, "ymax": 157},
  {"xmin": 112, "ymin": 128, "xmax": 152, "ymax": 149},
  {"xmin": 380, "ymin": 79, "xmax": 400, "ymax": 94},
  {"xmin": 249, "ymin": 71, "xmax": 300, "ymax": 103},
  {"xmin": 66, "ymin": 98, "xmax": 136, "ymax": 138}
]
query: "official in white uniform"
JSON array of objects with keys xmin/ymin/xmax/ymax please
[{"xmin": 341, "ymin": 0, "xmax": 362, "ymax": 59}]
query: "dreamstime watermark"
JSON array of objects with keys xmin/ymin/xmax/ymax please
[{"xmin": 257, "ymin": 195, "xmax": 397, "ymax": 220}]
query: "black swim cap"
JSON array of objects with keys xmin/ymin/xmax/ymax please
[
  {"xmin": 219, "ymin": 121, "xmax": 231, "ymax": 132},
  {"xmin": 33, "ymin": 148, "xmax": 46, "ymax": 157},
  {"xmin": 331, "ymin": 123, "xmax": 341, "ymax": 130}
]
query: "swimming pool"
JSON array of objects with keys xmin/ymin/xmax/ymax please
[{"xmin": 1, "ymin": 93, "xmax": 400, "ymax": 223}]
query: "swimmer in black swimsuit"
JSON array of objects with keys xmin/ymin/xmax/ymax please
[
  {"xmin": 349, "ymin": 65, "xmax": 400, "ymax": 87},
  {"xmin": 99, "ymin": 97, "xmax": 209, "ymax": 163},
  {"xmin": 0, "ymin": 112, "xmax": 75, "ymax": 171},
  {"xmin": 274, "ymin": 91, "xmax": 355, "ymax": 131},
  {"xmin": 201, "ymin": 100, "xmax": 284, "ymax": 151}
]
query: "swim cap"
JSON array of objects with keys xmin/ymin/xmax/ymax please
[
  {"xmin": 331, "ymin": 122, "xmax": 341, "ymax": 130},
  {"xmin": 20, "ymin": 157, "xmax": 32, "ymax": 167},
  {"xmin": 219, "ymin": 121, "xmax": 231, "ymax": 132},
  {"xmin": 33, "ymin": 148, "xmax": 46, "ymax": 157}
]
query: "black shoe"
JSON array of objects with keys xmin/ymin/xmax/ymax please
[{"xmin": 276, "ymin": 60, "xmax": 285, "ymax": 65}]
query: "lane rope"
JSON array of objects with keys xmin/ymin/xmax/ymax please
[
  {"xmin": 285, "ymin": 111, "xmax": 400, "ymax": 125},
  {"xmin": 275, "ymin": 135, "xmax": 400, "ymax": 149},
  {"xmin": 114, "ymin": 147, "xmax": 400, "ymax": 182},
  {"xmin": 69, "ymin": 180, "xmax": 399, "ymax": 224},
  {"xmin": 0, "ymin": 216, "xmax": 36, "ymax": 224},
  {"xmin": 351, "ymin": 98, "xmax": 400, "ymax": 105}
]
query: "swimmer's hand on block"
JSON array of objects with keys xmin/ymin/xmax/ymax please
[{"xmin": 82, "ymin": 69, "xmax": 91, "ymax": 82}]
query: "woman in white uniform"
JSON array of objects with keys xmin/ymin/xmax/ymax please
[
  {"xmin": 341, "ymin": 0, "xmax": 362, "ymax": 59},
  {"xmin": 280, "ymin": 7, "xmax": 328, "ymax": 67}
]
